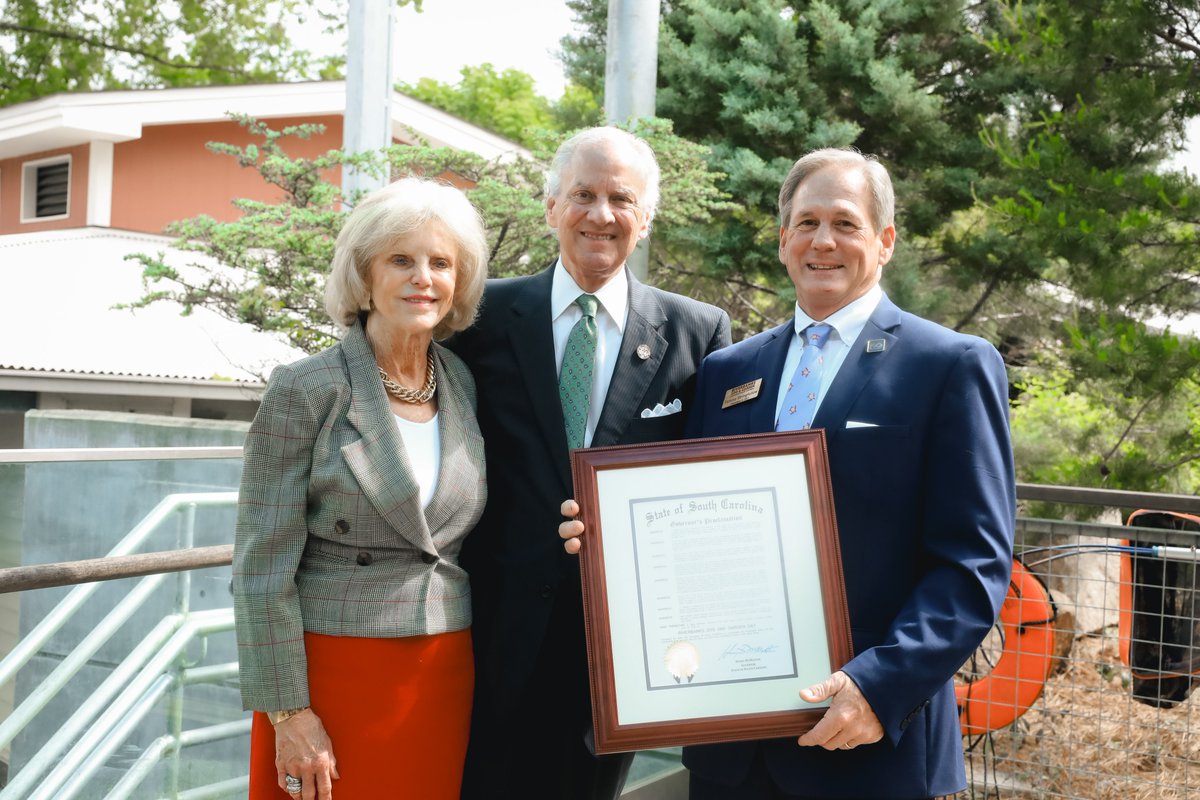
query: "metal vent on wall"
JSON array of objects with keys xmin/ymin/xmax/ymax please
[{"xmin": 35, "ymin": 161, "xmax": 69, "ymax": 217}]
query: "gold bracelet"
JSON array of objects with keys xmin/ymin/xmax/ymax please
[{"xmin": 266, "ymin": 707, "xmax": 309, "ymax": 725}]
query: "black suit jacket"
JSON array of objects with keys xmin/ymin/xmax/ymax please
[{"xmin": 447, "ymin": 265, "xmax": 730, "ymax": 725}]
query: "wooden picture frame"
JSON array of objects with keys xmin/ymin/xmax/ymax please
[{"xmin": 570, "ymin": 429, "xmax": 852, "ymax": 754}]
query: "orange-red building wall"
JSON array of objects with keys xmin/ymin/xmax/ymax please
[
  {"xmin": 0, "ymin": 144, "xmax": 89, "ymax": 235},
  {"xmin": 110, "ymin": 115, "xmax": 344, "ymax": 234}
]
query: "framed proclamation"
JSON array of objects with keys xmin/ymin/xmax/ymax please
[{"xmin": 570, "ymin": 429, "xmax": 852, "ymax": 754}]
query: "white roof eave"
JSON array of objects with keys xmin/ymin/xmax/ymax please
[
  {"xmin": 390, "ymin": 93, "xmax": 529, "ymax": 161},
  {"xmin": 0, "ymin": 369, "xmax": 266, "ymax": 401},
  {"xmin": 0, "ymin": 81, "xmax": 528, "ymax": 161}
]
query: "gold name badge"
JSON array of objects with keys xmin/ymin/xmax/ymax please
[{"xmin": 722, "ymin": 378, "xmax": 763, "ymax": 409}]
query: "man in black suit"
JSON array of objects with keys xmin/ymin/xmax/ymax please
[{"xmin": 448, "ymin": 126, "xmax": 731, "ymax": 799}]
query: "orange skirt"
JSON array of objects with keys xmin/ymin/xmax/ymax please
[{"xmin": 249, "ymin": 628, "xmax": 473, "ymax": 799}]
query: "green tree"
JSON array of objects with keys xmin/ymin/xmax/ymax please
[
  {"xmin": 565, "ymin": 0, "xmax": 1012, "ymax": 332},
  {"xmin": 0, "ymin": 0, "xmax": 421, "ymax": 108},
  {"xmin": 117, "ymin": 0, "xmax": 1200, "ymax": 493},
  {"xmin": 122, "ymin": 116, "xmax": 366, "ymax": 355},
  {"xmin": 561, "ymin": 0, "xmax": 1200, "ymax": 493},
  {"xmin": 401, "ymin": 64, "xmax": 557, "ymax": 146},
  {"xmin": 126, "ymin": 115, "xmax": 730, "ymax": 358},
  {"xmin": 968, "ymin": 1, "xmax": 1200, "ymax": 491},
  {"xmin": 400, "ymin": 64, "xmax": 602, "ymax": 147}
]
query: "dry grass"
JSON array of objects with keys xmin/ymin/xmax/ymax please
[{"xmin": 955, "ymin": 633, "xmax": 1199, "ymax": 799}]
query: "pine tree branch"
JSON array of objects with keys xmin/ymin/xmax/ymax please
[
  {"xmin": 1158, "ymin": 26, "xmax": 1200, "ymax": 58},
  {"xmin": 0, "ymin": 22, "xmax": 249, "ymax": 77},
  {"xmin": 489, "ymin": 220, "xmax": 510, "ymax": 264},
  {"xmin": 1123, "ymin": 272, "xmax": 1200, "ymax": 310},
  {"xmin": 656, "ymin": 257, "xmax": 778, "ymax": 295},
  {"xmin": 1102, "ymin": 398, "xmax": 1153, "ymax": 464},
  {"xmin": 954, "ymin": 272, "xmax": 1002, "ymax": 331},
  {"xmin": 1156, "ymin": 450, "xmax": 1200, "ymax": 473},
  {"xmin": 728, "ymin": 287, "xmax": 782, "ymax": 328}
]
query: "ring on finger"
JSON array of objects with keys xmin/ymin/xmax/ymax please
[{"xmin": 285, "ymin": 774, "xmax": 302, "ymax": 794}]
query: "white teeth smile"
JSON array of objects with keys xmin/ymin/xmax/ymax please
[
  {"xmin": 582, "ymin": 233, "xmax": 615, "ymax": 240},
  {"xmin": 807, "ymin": 264, "xmax": 841, "ymax": 270}
]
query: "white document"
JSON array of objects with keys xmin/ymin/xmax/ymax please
[{"xmin": 631, "ymin": 488, "xmax": 797, "ymax": 688}]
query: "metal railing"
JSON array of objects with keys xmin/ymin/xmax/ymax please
[
  {"xmin": 0, "ymin": 447, "xmax": 245, "ymax": 799},
  {"xmin": 0, "ymin": 447, "xmax": 1197, "ymax": 799}
]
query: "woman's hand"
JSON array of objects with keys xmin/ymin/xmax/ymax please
[
  {"xmin": 274, "ymin": 709, "xmax": 340, "ymax": 799},
  {"xmin": 559, "ymin": 499, "xmax": 585, "ymax": 555}
]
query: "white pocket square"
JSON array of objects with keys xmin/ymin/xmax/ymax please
[
  {"xmin": 845, "ymin": 420, "xmax": 878, "ymax": 429},
  {"xmin": 641, "ymin": 398, "xmax": 683, "ymax": 418}
]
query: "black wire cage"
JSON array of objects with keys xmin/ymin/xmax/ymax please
[{"xmin": 1122, "ymin": 510, "xmax": 1200, "ymax": 709}]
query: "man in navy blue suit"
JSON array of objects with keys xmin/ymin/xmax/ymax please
[{"xmin": 564, "ymin": 148, "xmax": 1016, "ymax": 799}]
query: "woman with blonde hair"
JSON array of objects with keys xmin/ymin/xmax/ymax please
[{"xmin": 233, "ymin": 176, "xmax": 488, "ymax": 799}]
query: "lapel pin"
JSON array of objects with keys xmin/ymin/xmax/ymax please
[
  {"xmin": 722, "ymin": 378, "xmax": 763, "ymax": 409},
  {"xmin": 636, "ymin": 344, "xmax": 652, "ymax": 360},
  {"xmin": 866, "ymin": 339, "xmax": 886, "ymax": 353}
]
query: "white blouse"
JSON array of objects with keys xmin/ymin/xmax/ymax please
[{"xmin": 393, "ymin": 412, "xmax": 441, "ymax": 508}]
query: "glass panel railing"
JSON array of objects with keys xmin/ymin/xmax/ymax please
[{"xmin": 0, "ymin": 453, "xmax": 247, "ymax": 798}]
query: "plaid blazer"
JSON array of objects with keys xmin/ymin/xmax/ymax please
[{"xmin": 233, "ymin": 320, "xmax": 486, "ymax": 711}]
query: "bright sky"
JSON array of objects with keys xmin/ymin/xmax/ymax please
[
  {"xmin": 392, "ymin": 0, "xmax": 576, "ymax": 98},
  {"xmin": 293, "ymin": 0, "xmax": 578, "ymax": 99}
]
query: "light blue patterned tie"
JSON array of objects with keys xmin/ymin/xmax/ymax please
[
  {"xmin": 776, "ymin": 323, "xmax": 833, "ymax": 432},
  {"xmin": 559, "ymin": 294, "xmax": 599, "ymax": 449}
]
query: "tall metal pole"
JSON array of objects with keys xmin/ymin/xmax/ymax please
[
  {"xmin": 343, "ymin": 0, "xmax": 395, "ymax": 205},
  {"xmin": 605, "ymin": 0, "xmax": 660, "ymax": 282}
]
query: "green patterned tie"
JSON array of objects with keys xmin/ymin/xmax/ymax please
[{"xmin": 559, "ymin": 294, "xmax": 599, "ymax": 449}]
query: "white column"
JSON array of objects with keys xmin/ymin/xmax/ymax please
[
  {"xmin": 86, "ymin": 141, "xmax": 114, "ymax": 228},
  {"xmin": 342, "ymin": 0, "xmax": 395, "ymax": 205},
  {"xmin": 605, "ymin": 0, "xmax": 660, "ymax": 281}
]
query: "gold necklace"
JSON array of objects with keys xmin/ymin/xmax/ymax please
[{"xmin": 378, "ymin": 351, "xmax": 436, "ymax": 404}]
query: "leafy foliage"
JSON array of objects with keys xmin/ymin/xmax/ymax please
[
  {"xmin": 123, "ymin": 116, "xmax": 357, "ymax": 354},
  {"xmin": 565, "ymin": 0, "xmax": 1015, "ymax": 331},
  {"xmin": 968, "ymin": 1, "xmax": 1200, "ymax": 496},
  {"xmin": 120, "ymin": 0, "xmax": 1200, "ymax": 495},
  {"xmin": 399, "ymin": 64, "xmax": 603, "ymax": 147},
  {"xmin": 0, "ymin": 0, "xmax": 421, "ymax": 107},
  {"xmin": 560, "ymin": 0, "xmax": 1200, "ymax": 494},
  {"xmin": 127, "ymin": 114, "xmax": 731, "ymax": 356}
]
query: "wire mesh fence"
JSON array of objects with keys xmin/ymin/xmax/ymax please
[
  {"xmin": 954, "ymin": 512, "xmax": 1199, "ymax": 799},
  {"xmin": 1, "ymin": 449, "xmax": 1196, "ymax": 798}
]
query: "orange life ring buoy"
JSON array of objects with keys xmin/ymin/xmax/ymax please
[{"xmin": 956, "ymin": 558, "xmax": 1057, "ymax": 736}]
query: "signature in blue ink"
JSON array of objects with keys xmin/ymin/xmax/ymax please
[{"xmin": 720, "ymin": 643, "xmax": 779, "ymax": 660}]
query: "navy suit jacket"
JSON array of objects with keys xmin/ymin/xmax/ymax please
[{"xmin": 682, "ymin": 294, "xmax": 1016, "ymax": 798}]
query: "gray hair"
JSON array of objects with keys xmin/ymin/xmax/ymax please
[
  {"xmin": 544, "ymin": 126, "xmax": 661, "ymax": 224},
  {"xmin": 778, "ymin": 148, "xmax": 895, "ymax": 233},
  {"xmin": 324, "ymin": 177, "xmax": 488, "ymax": 340}
]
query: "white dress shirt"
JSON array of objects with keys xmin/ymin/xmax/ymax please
[
  {"xmin": 551, "ymin": 260, "xmax": 629, "ymax": 447},
  {"xmin": 774, "ymin": 284, "xmax": 883, "ymax": 425}
]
